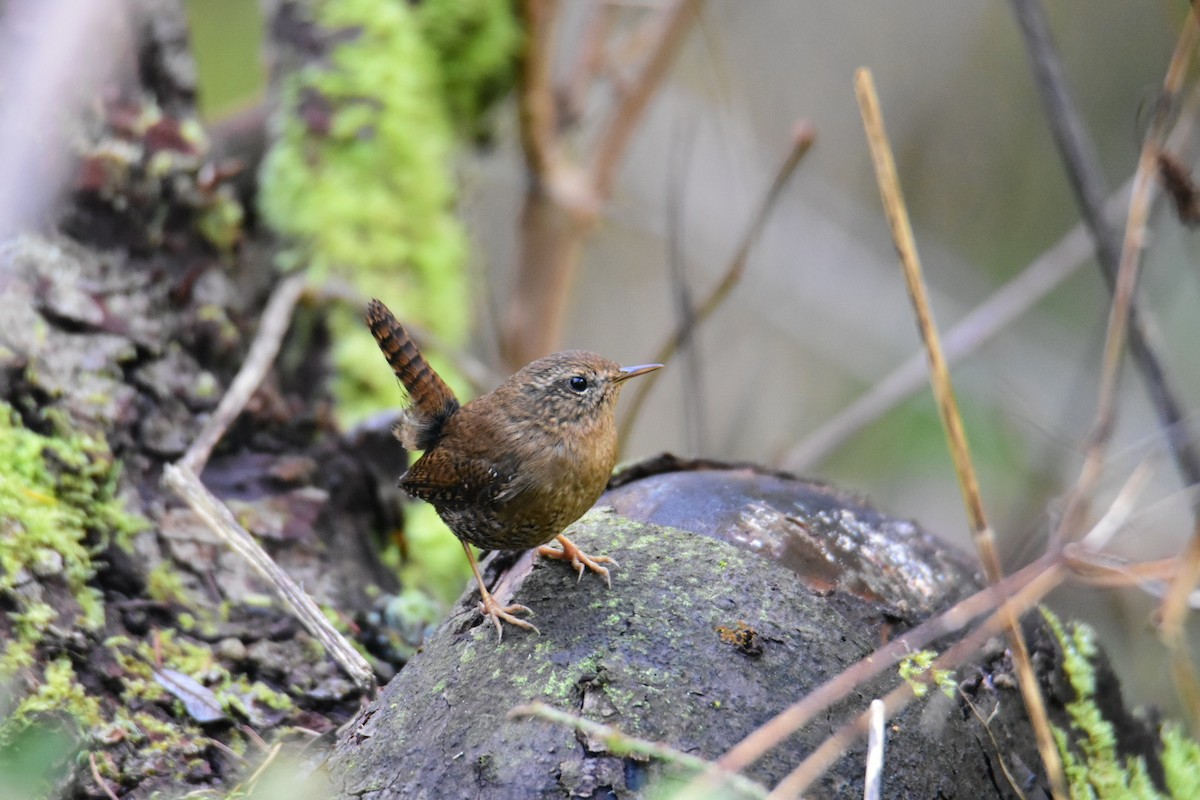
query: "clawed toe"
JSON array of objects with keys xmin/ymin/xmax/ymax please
[
  {"xmin": 478, "ymin": 598, "xmax": 539, "ymax": 641},
  {"xmin": 537, "ymin": 534, "xmax": 619, "ymax": 588}
]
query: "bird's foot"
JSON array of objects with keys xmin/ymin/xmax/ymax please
[
  {"xmin": 537, "ymin": 534, "xmax": 619, "ymax": 588},
  {"xmin": 478, "ymin": 594, "xmax": 540, "ymax": 642}
]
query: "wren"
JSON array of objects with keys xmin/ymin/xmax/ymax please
[{"xmin": 366, "ymin": 299, "xmax": 661, "ymax": 639}]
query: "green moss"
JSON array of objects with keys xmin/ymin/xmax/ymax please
[
  {"xmin": 1162, "ymin": 723, "xmax": 1200, "ymax": 798},
  {"xmin": 415, "ymin": 0, "xmax": 521, "ymax": 140},
  {"xmin": 2, "ymin": 658, "xmax": 103, "ymax": 745},
  {"xmin": 898, "ymin": 650, "xmax": 955, "ymax": 699},
  {"xmin": 0, "ymin": 400, "xmax": 145, "ymax": 684},
  {"xmin": 258, "ymin": 0, "xmax": 468, "ymax": 330},
  {"xmin": 1041, "ymin": 608, "xmax": 1178, "ymax": 799},
  {"xmin": 146, "ymin": 562, "xmax": 191, "ymax": 605}
]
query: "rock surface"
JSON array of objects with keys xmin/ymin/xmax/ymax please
[{"xmin": 325, "ymin": 464, "xmax": 1045, "ymax": 798}]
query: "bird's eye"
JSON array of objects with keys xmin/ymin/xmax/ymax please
[{"xmin": 568, "ymin": 376, "xmax": 589, "ymax": 392}]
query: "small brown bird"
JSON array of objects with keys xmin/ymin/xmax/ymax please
[{"xmin": 366, "ymin": 299, "xmax": 661, "ymax": 639}]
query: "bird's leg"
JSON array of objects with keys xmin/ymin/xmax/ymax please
[
  {"xmin": 537, "ymin": 534, "xmax": 619, "ymax": 588},
  {"xmin": 462, "ymin": 542, "xmax": 539, "ymax": 640}
]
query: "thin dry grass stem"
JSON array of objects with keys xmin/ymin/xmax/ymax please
[
  {"xmin": 863, "ymin": 699, "xmax": 885, "ymax": 800},
  {"xmin": 778, "ymin": 182, "xmax": 1130, "ymax": 472},
  {"xmin": 853, "ymin": 66, "xmax": 1067, "ymax": 800},
  {"xmin": 1056, "ymin": 13, "xmax": 1199, "ymax": 551},
  {"xmin": 1064, "ymin": 553, "xmax": 1176, "ymax": 589},
  {"xmin": 619, "ymin": 122, "xmax": 816, "ymax": 446},
  {"xmin": 180, "ymin": 273, "xmax": 305, "ymax": 475},
  {"xmin": 1077, "ymin": 457, "xmax": 1154, "ymax": 551},
  {"xmin": 89, "ymin": 752, "xmax": 120, "ymax": 800},
  {"xmin": 508, "ymin": 701, "xmax": 768, "ymax": 799},
  {"xmin": 961, "ymin": 691, "xmax": 1029, "ymax": 800}
]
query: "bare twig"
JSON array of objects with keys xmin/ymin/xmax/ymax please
[
  {"xmin": 561, "ymin": 4, "xmax": 615, "ymax": 125},
  {"xmin": 1151, "ymin": 8, "xmax": 1200, "ymax": 730},
  {"xmin": 180, "ymin": 273, "xmax": 306, "ymax": 474},
  {"xmin": 503, "ymin": 0, "xmax": 702, "ymax": 367},
  {"xmin": 620, "ymin": 122, "xmax": 816, "ymax": 446},
  {"xmin": 854, "ymin": 68, "xmax": 1066, "ymax": 799},
  {"xmin": 779, "ymin": 182, "xmax": 1129, "ymax": 471},
  {"xmin": 590, "ymin": 0, "xmax": 702, "ymax": 201},
  {"xmin": 1012, "ymin": 0, "xmax": 1200, "ymax": 501},
  {"xmin": 516, "ymin": 0, "xmax": 564, "ymax": 184},
  {"xmin": 164, "ymin": 271, "xmax": 374, "ymax": 690},
  {"xmin": 163, "ymin": 463, "xmax": 375, "ymax": 690},
  {"xmin": 509, "ymin": 701, "xmax": 768, "ymax": 799},
  {"xmin": 1020, "ymin": 3, "xmax": 1200, "ymax": 550}
]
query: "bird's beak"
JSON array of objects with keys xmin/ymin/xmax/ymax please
[{"xmin": 614, "ymin": 363, "xmax": 663, "ymax": 383}]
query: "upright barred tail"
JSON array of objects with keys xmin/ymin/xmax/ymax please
[{"xmin": 366, "ymin": 299, "xmax": 460, "ymax": 450}]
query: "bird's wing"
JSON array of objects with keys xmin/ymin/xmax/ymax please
[{"xmin": 400, "ymin": 447, "xmax": 529, "ymax": 507}]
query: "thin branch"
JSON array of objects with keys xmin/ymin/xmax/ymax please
[
  {"xmin": 89, "ymin": 752, "xmax": 120, "ymax": 800},
  {"xmin": 163, "ymin": 463, "xmax": 375, "ymax": 691},
  {"xmin": 1012, "ymin": 6, "xmax": 1200, "ymax": 736},
  {"xmin": 508, "ymin": 701, "xmax": 768, "ymax": 799},
  {"xmin": 619, "ymin": 122, "xmax": 816, "ymax": 446},
  {"xmin": 179, "ymin": 273, "xmax": 306, "ymax": 474},
  {"xmin": 590, "ymin": 0, "xmax": 702, "ymax": 202},
  {"xmin": 1012, "ymin": 1, "xmax": 1200, "ymax": 728},
  {"xmin": 1154, "ymin": 10, "xmax": 1200, "ymax": 728},
  {"xmin": 561, "ymin": 4, "xmax": 615, "ymax": 126},
  {"xmin": 166, "ymin": 272, "xmax": 374, "ymax": 691},
  {"xmin": 1010, "ymin": 0, "xmax": 1200, "ymax": 504},
  {"xmin": 517, "ymin": 0, "xmax": 563, "ymax": 182},
  {"xmin": 779, "ymin": 181, "xmax": 1129, "ymax": 471}
]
